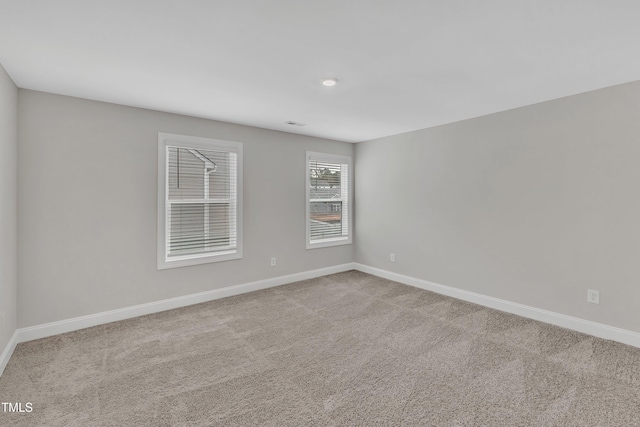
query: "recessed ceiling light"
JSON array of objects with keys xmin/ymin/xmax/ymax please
[{"xmin": 321, "ymin": 78, "xmax": 338, "ymax": 87}]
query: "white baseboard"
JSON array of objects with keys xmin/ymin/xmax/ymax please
[
  {"xmin": 17, "ymin": 263, "xmax": 357, "ymax": 344},
  {"xmin": 9, "ymin": 260, "xmax": 639, "ymax": 365},
  {"xmin": 354, "ymin": 263, "xmax": 640, "ymax": 349},
  {"xmin": 0, "ymin": 330, "xmax": 18, "ymax": 377}
]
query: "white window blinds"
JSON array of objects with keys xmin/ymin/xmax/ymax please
[
  {"xmin": 158, "ymin": 134, "xmax": 243, "ymax": 269},
  {"xmin": 306, "ymin": 152, "xmax": 352, "ymax": 248}
]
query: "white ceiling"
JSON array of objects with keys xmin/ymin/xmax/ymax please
[{"xmin": 1, "ymin": 1, "xmax": 640, "ymax": 143}]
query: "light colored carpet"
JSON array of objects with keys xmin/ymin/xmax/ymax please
[{"xmin": 1, "ymin": 270, "xmax": 639, "ymax": 426}]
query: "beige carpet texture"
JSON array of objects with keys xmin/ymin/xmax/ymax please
[{"xmin": 1, "ymin": 271, "xmax": 639, "ymax": 426}]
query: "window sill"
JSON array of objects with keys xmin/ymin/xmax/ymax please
[
  {"xmin": 157, "ymin": 250, "xmax": 242, "ymax": 270},
  {"xmin": 306, "ymin": 237, "xmax": 352, "ymax": 250}
]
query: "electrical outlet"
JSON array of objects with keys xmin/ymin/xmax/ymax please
[
  {"xmin": 390, "ymin": 253, "xmax": 396, "ymax": 263},
  {"xmin": 587, "ymin": 289, "xmax": 600, "ymax": 304},
  {"xmin": 270, "ymin": 257, "xmax": 277, "ymax": 267}
]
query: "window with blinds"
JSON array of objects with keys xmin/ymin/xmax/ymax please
[
  {"xmin": 158, "ymin": 133, "xmax": 243, "ymax": 269},
  {"xmin": 306, "ymin": 152, "xmax": 352, "ymax": 249}
]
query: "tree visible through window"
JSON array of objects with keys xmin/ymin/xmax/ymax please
[{"xmin": 306, "ymin": 152, "xmax": 352, "ymax": 248}]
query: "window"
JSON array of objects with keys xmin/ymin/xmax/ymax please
[
  {"xmin": 158, "ymin": 133, "xmax": 242, "ymax": 269},
  {"xmin": 306, "ymin": 151, "xmax": 352, "ymax": 248}
]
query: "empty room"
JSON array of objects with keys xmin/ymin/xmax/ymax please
[{"xmin": 1, "ymin": 1, "xmax": 640, "ymax": 425}]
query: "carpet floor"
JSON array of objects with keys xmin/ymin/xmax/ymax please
[{"xmin": 1, "ymin": 271, "xmax": 639, "ymax": 426}]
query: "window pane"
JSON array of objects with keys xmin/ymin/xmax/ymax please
[
  {"xmin": 168, "ymin": 147, "xmax": 232, "ymax": 200},
  {"xmin": 208, "ymin": 151, "xmax": 231, "ymax": 199},
  {"xmin": 168, "ymin": 203, "xmax": 231, "ymax": 257},
  {"xmin": 168, "ymin": 148, "xmax": 205, "ymax": 199},
  {"xmin": 207, "ymin": 203, "xmax": 232, "ymax": 247},
  {"xmin": 169, "ymin": 203, "xmax": 204, "ymax": 255},
  {"xmin": 310, "ymin": 201, "xmax": 343, "ymax": 239},
  {"xmin": 309, "ymin": 160, "xmax": 342, "ymax": 198}
]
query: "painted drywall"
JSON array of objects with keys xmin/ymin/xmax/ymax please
[
  {"xmin": 0, "ymin": 64, "xmax": 18, "ymax": 351},
  {"xmin": 355, "ymin": 80, "xmax": 640, "ymax": 333},
  {"xmin": 17, "ymin": 90, "xmax": 353, "ymax": 328}
]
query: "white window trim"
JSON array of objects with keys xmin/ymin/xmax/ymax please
[
  {"xmin": 306, "ymin": 151, "xmax": 353, "ymax": 249},
  {"xmin": 157, "ymin": 133, "xmax": 243, "ymax": 269}
]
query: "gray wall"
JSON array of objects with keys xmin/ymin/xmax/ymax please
[
  {"xmin": 18, "ymin": 90, "xmax": 354, "ymax": 328},
  {"xmin": 355, "ymin": 80, "xmax": 640, "ymax": 333},
  {"xmin": 0, "ymin": 64, "xmax": 18, "ymax": 350}
]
